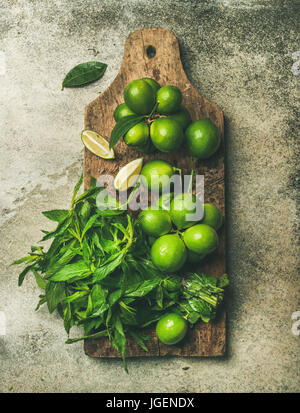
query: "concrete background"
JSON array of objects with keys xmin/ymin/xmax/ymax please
[{"xmin": 0, "ymin": 0, "xmax": 299, "ymax": 393}]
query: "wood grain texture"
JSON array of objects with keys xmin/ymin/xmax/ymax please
[{"xmin": 83, "ymin": 28, "xmax": 226, "ymax": 358}]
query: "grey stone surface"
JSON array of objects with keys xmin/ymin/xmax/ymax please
[{"xmin": 0, "ymin": 0, "xmax": 299, "ymax": 393}]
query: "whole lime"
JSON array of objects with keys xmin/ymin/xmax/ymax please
[
  {"xmin": 138, "ymin": 207, "xmax": 172, "ymax": 237},
  {"xmin": 156, "ymin": 193, "xmax": 174, "ymax": 210},
  {"xmin": 151, "ymin": 234, "xmax": 187, "ymax": 272},
  {"xmin": 169, "ymin": 106, "xmax": 191, "ymax": 130},
  {"xmin": 124, "ymin": 121, "xmax": 149, "ymax": 148},
  {"xmin": 201, "ymin": 203, "xmax": 223, "ymax": 231},
  {"xmin": 157, "ymin": 85, "xmax": 182, "ymax": 114},
  {"xmin": 170, "ymin": 193, "xmax": 203, "ymax": 229},
  {"xmin": 113, "ymin": 103, "xmax": 135, "ymax": 122},
  {"xmin": 156, "ymin": 313, "xmax": 188, "ymax": 345},
  {"xmin": 150, "ymin": 118, "xmax": 183, "ymax": 153},
  {"xmin": 124, "ymin": 79, "xmax": 156, "ymax": 115},
  {"xmin": 185, "ymin": 118, "xmax": 221, "ymax": 159},
  {"xmin": 141, "ymin": 160, "xmax": 175, "ymax": 192},
  {"xmin": 187, "ymin": 249, "xmax": 206, "ymax": 264},
  {"xmin": 183, "ymin": 224, "xmax": 219, "ymax": 255},
  {"xmin": 142, "ymin": 78, "xmax": 160, "ymax": 93}
]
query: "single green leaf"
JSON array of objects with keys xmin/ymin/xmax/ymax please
[
  {"xmin": 33, "ymin": 269, "xmax": 47, "ymax": 290},
  {"xmin": 74, "ymin": 186, "xmax": 105, "ymax": 204},
  {"xmin": 30, "ymin": 246, "xmax": 44, "ymax": 253},
  {"xmin": 79, "ymin": 202, "xmax": 91, "ymax": 225},
  {"xmin": 109, "ymin": 115, "xmax": 144, "ymax": 149},
  {"xmin": 35, "ymin": 295, "xmax": 47, "ymax": 311},
  {"xmin": 62, "ymin": 61, "xmax": 107, "ymax": 89},
  {"xmin": 81, "ymin": 215, "xmax": 99, "ymax": 238},
  {"xmin": 65, "ymin": 329, "xmax": 108, "ymax": 343},
  {"xmin": 48, "ymin": 260, "xmax": 91, "ymax": 282},
  {"xmin": 63, "ymin": 290, "xmax": 89, "ymax": 303},
  {"xmin": 156, "ymin": 285, "xmax": 164, "ymax": 309},
  {"xmin": 18, "ymin": 264, "xmax": 36, "ymax": 286},
  {"xmin": 71, "ymin": 174, "xmax": 83, "ymax": 206},
  {"xmin": 108, "ymin": 289, "xmax": 122, "ymax": 306},
  {"xmin": 46, "ymin": 281, "xmax": 66, "ymax": 313},
  {"xmin": 40, "ymin": 216, "xmax": 72, "ymax": 242},
  {"xmin": 82, "ymin": 238, "xmax": 91, "ymax": 265},
  {"xmin": 112, "ymin": 317, "xmax": 127, "ymax": 373},
  {"xmin": 129, "ymin": 330, "xmax": 150, "ymax": 352},
  {"xmin": 91, "ymin": 232, "xmax": 104, "ymax": 254},
  {"xmin": 92, "ymin": 252, "xmax": 124, "ymax": 282},
  {"xmin": 125, "ymin": 278, "xmax": 160, "ymax": 298},
  {"xmin": 91, "ymin": 284, "xmax": 107, "ymax": 307},
  {"xmin": 12, "ymin": 255, "xmax": 38, "ymax": 266},
  {"xmin": 45, "ymin": 241, "xmax": 80, "ymax": 277},
  {"xmin": 83, "ymin": 317, "xmax": 105, "ymax": 335},
  {"xmin": 162, "ymin": 275, "xmax": 182, "ymax": 292},
  {"xmin": 63, "ymin": 302, "xmax": 72, "ymax": 334},
  {"xmin": 42, "ymin": 209, "xmax": 69, "ymax": 222},
  {"xmin": 91, "ymin": 302, "xmax": 109, "ymax": 317},
  {"xmin": 95, "ymin": 209, "xmax": 124, "ymax": 217},
  {"xmin": 85, "ymin": 293, "xmax": 93, "ymax": 316}
]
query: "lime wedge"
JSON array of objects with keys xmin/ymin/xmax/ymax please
[
  {"xmin": 114, "ymin": 158, "xmax": 143, "ymax": 192},
  {"xmin": 81, "ymin": 130, "xmax": 115, "ymax": 159}
]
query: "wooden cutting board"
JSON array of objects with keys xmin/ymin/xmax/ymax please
[{"xmin": 83, "ymin": 28, "xmax": 226, "ymax": 358}]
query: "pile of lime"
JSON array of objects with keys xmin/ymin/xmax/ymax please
[
  {"xmin": 136, "ymin": 159, "xmax": 223, "ymax": 273},
  {"xmin": 110, "ymin": 78, "xmax": 223, "ymax": 346},
  {"xmin": 113, "ymin": 77, "xmax": 221, "ymax": 158}
]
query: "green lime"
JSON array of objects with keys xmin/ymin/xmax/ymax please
[
  {"xmin": 183, "ymin": 224, "xmax": 219, "ymax": 255},
  {"xmin": 138, "ymin": 207, "xmax": 172, "ymax": 237},
  {"xmin": 113, "ymin": 103, "xmax": 135, "ymax": 122},
  {"xmin": 156, "ymin": 313, "xmax": 188, "ymax": 345},
  {"xmin": 185, "ymin": 118, "xmax": 221, "ymax": 159},
  {"xmin": 201, "ymin": 203, "xmax": 223, "ymax": 231},
  {"xmin": 141, "ymin": 160, "xmax": 175, "ymax": 192},
  {"xmin": 124, "ymin": 79, "xmax": 156, "ymax": 115},
  {"xmin": 170, "ymin": 193, "xmax": 203, "ymax": 229},
  {"xmin": 156, "ymin": 193, "xmax": 174, "ymax": 210},
  {"xmin": 150, "ymin": 118, "xmax": 183, "ymax": 153},
  {"xmin": 169, "ymin": 106, "xmax": 191, "ymax": 130},
  {"xmin": 142, "ymin": 78, "xmax": 160, "ymax": 93},
  {"xmin": 124, "ymin": 121, "xmax": 149, "ymax": 148},
  {"xmin": 157, "ymin": 85, "xmax": 182, "ymax": 114},
  {"xmin": 187, "ymin": 249, "xmax": 206, "ymax": 264},
  {"xmin": 151, "ymin": 234, "xmax": 187, "ymax": 272}
]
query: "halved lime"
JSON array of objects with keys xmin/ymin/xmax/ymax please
[
  {"xmin": 114, "ymin": 158, "xmax": 143, "ymax": 192},
  {"xmin": 81, "ymin": 130, "xmax": 115, "ymax": 159}
]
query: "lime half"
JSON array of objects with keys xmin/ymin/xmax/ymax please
[
  {"xmin": 114, "ymin": 158, "xmax": 143, "ymax": 192},
  {"xmin": 81, "ymin": 130, "xmax": 115, "ymax": 159}
]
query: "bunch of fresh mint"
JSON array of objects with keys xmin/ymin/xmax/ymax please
[{"xmin": 12, "ymin": 174, "xmax": 229, "ymax": 372}]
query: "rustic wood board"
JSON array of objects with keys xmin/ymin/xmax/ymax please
[{"xmin": 83, "ymin": 28, "xmax": 226, "ymax": 358}]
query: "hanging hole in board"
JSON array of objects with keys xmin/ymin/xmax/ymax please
[{"xmin": 146, "ymin": 45, "xmax": 156, "ymax": 59}]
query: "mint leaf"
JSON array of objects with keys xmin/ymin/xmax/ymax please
[
  {"xmin": 93, "ymin": 252, "xmax": 124, "ymax": 282},
  {"xmin": 48, "ymin": 261, "xmax": 91, "ymax": 282},
  {"xmin": 42, "ymin": 209, "xmax": 69, "ymax": 222},
  {"xmin": 46, "ymin": 282, "xmax": 66, "ymax": 313}
]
